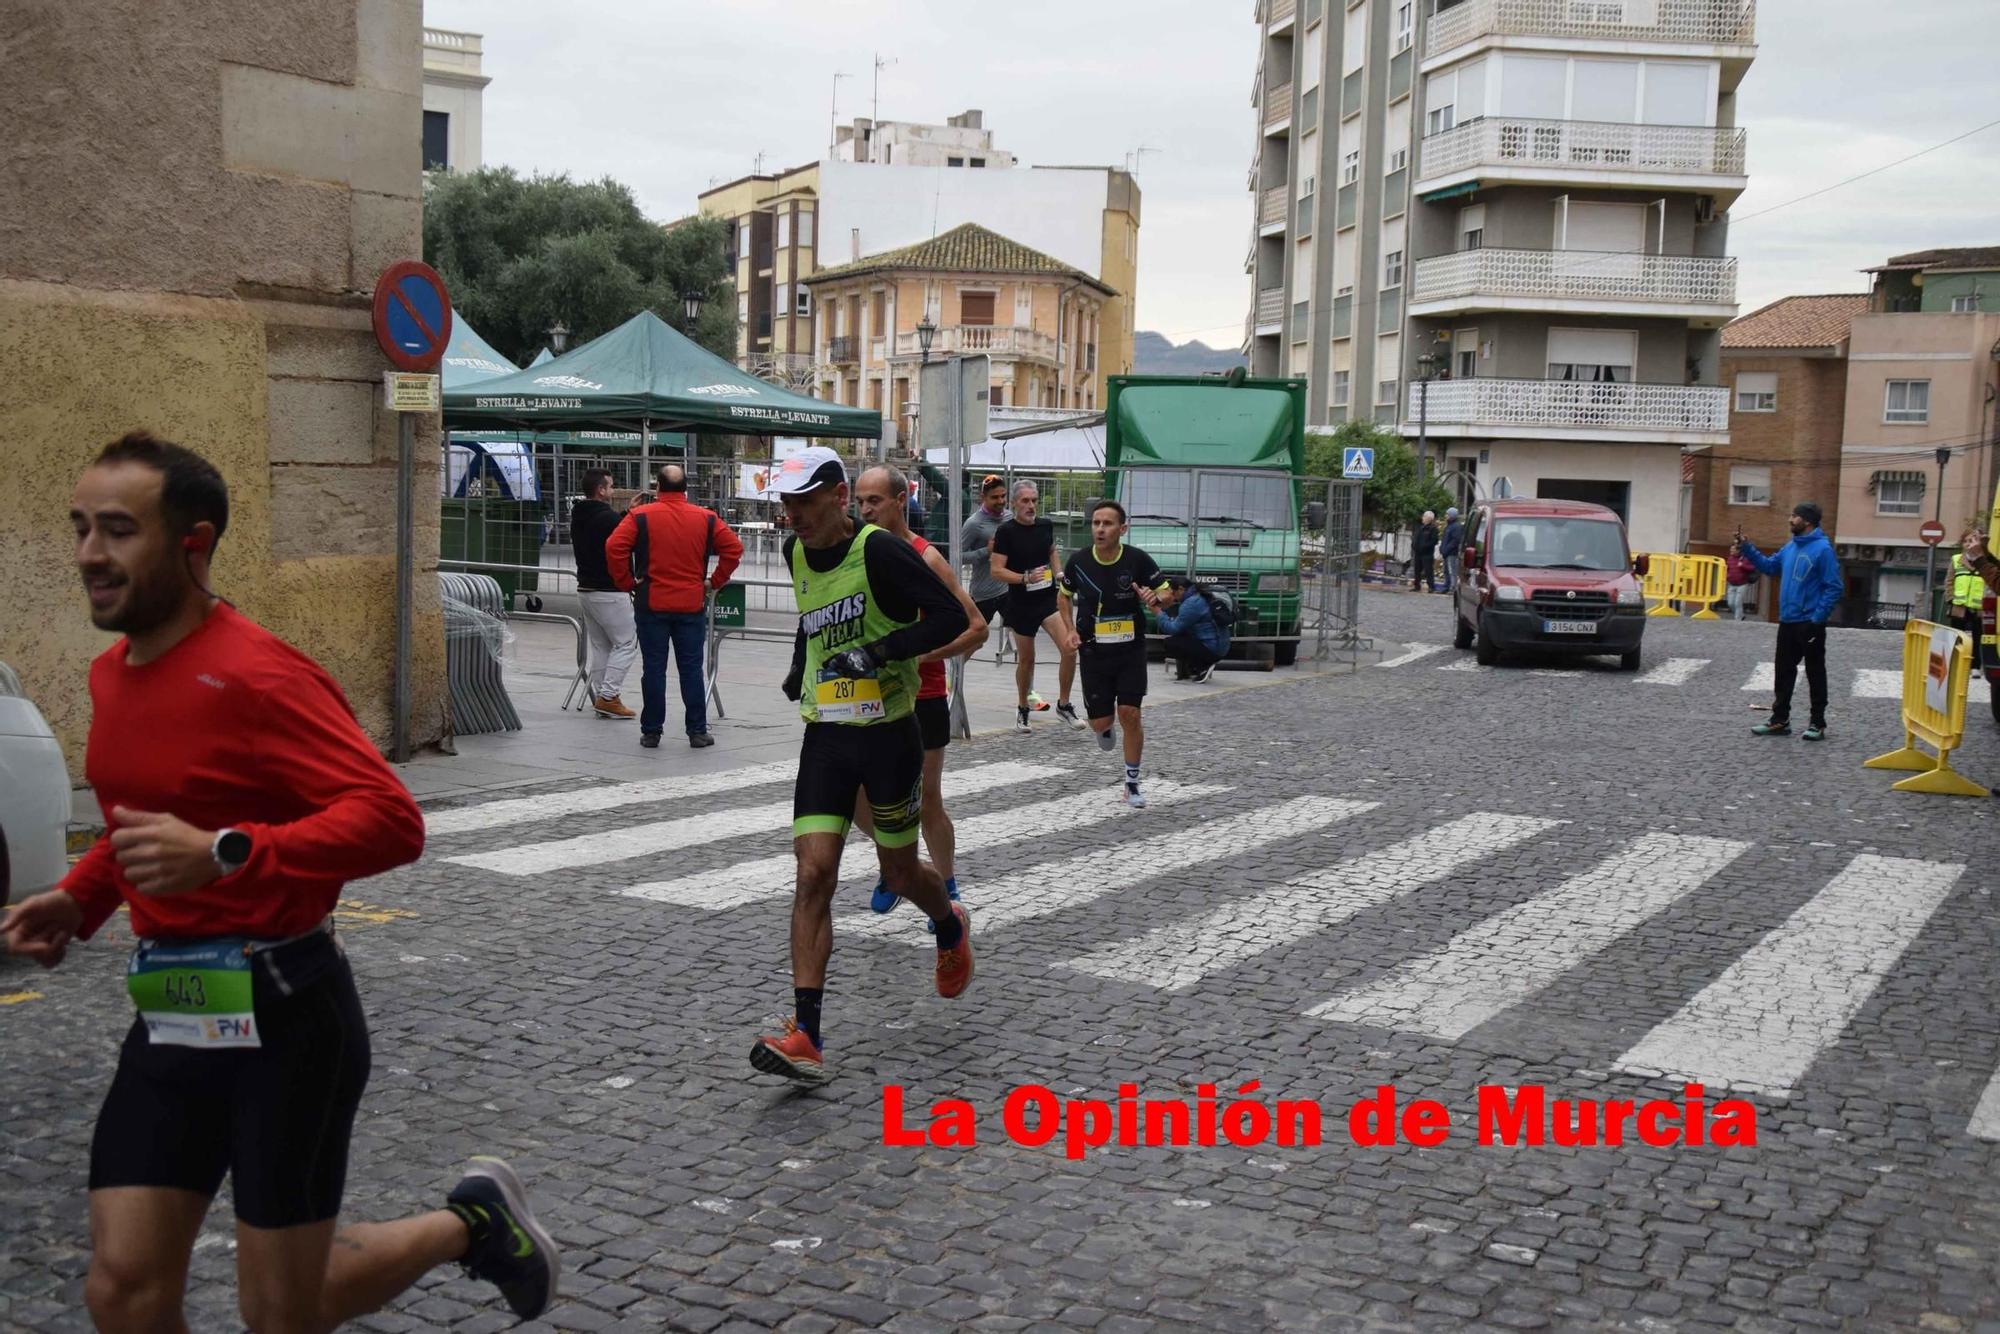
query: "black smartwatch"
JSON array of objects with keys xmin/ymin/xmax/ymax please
[{"xmin": 211, "ymin": 828, "xmax": 252, "ymax": 876}]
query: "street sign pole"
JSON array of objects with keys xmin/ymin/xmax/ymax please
[
  {"xmin": 393, "ymin": 413, "xmax": 414, "ymax": 761},
  {"xmin": 947, "ymin": 354, "xmax": 970, "ymax": 740}
]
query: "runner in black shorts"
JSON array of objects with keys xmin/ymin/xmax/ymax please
[
  {"xmin": 3, "ymin": 434, "xmax": 558, "ymax": 1332},
  {"xmin": 755, "ymin": 448, "xmax": 975, "ymax": 1084},
  {"xmin": 989, "ymin": 480, "xmax": 1082, "ymax": 733},
  {"xmin": 848, "ymin": 465, "xmax": 988, "ymax": 920},
  {"xmin": 1059, "ymin": 499, "xmax": 1169, "ymax": 809}
]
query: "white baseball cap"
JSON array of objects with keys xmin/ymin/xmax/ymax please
[{"xmin": 763, "ymin": 445, "xmax": 847, "ymax": 497}]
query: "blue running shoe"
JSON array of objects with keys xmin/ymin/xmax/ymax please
[{"xmin": 869, "ymin": 880, "xmax": 897, "ymax": 914}]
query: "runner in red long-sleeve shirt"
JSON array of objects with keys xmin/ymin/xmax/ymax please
[{"xmin": 1, "ymin": 433, "xmax": 559, "ymax": 1332}]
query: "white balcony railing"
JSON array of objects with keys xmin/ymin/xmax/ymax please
[
  {"xmin": 1255, "ymin": 288, "xmax": 1285, "ymax": 325},
  {"xmin": 1260, "ymin": 186, "xmax": 1289, "ymax": 228},
  {"xmin": 1409, "ymin": 377, "xmax": 1728, "ymax": 434},
  {"xmin": 891, "ymin": 325, "xmax": 1059, "ymax": 362},
  {"xmin": 1411, "ymin": 248, "xmax": 1738, "ymax": 309},
  {"xmin": 1419, "ymin": 117, "xmax": 1746, "ymax": 183},
  {"xmin": 1428, "ymin": 0, "xmax": 1755, "ymax": 60},
  {"xmin": 1263, "ymin": 82, "xmax": 1294, "ymax": 127}
]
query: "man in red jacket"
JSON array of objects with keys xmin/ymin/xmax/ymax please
[
  {"xmin": 2, "ymin": 433, "xmax": 559, "ymax": 1331},
  {"xmin": 606, "ymin": 464, "xmax": 744, "ymax": 750}
]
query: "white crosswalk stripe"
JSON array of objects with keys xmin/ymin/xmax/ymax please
[
  {"xmin": 1614, "ymin": 854, "xmax": 1964, "ymax": 1096},
  {"xmin": 449, "ymin": 762, "xmax": 1065, "ymax": 876},
  {"xmin": 425, "ymin": 760, "xmax": 799, "ymax": 836},
  {"xmin": 840, "ymin": 795, "xmax": 1376, "ymax": 941},
  {"xmin": 1852, "ymin": 668, "xmax": 1902, "ymax": 698},
  {"xmin": 1968, "ymin": 1072, "xmax": 2000, "ymax": 1141},
  {"xmin": 1634, "ymin": 657, "xmax": 1709, "ymax": 686},
  {"xmin": 622, "ymin": 780, "xmax": 1229, "ymax": 911},
  {"xmin": 1376, "ymin": 643, "xmax": 1448, "ymax": 669},
  {"xmin": 1306, "ymin": 833, "xmax": 1750, "ymax": 1039},
  {"xmin": 1061, "ymin": 812, "xmax": 1559, "ymax": 992},
  {"xmin": 1742, "ymin": 662, "xmax": 1774, "ymax": 692}
]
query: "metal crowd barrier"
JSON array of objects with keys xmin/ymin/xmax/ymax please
[
  {"xmin": 438, "ymin": 561, "xmax": 591, "ymax": 714},
  {"xmin": 439, "ymin": 572, "xmax": 521, "ymax": 734}
]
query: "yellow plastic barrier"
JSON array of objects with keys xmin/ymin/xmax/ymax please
[
  {"xmin": 1640, "ymin": 553, "xmax": 1684, "ymax": 617},
  {"xmin": 1674, "ymin": 554, "xmax": 1727, "ymax": 620},
  {"xmin": 1862, "ymin": 620, "xmax": 1989, "ymax": 798}
]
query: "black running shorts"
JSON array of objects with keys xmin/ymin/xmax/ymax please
[
  {"xmin": 975, "ymin": 594, "xmax": 1005, "ymax": 626},
  {"xmin": 794, "ymin": 716, "xmax": 924, "ymax": 847},
  {"xmin": 915, "ymin": 695, "xmax": 951, "ymax": 752},
  {"xmin": 89, "ymin": 930, "xmax": 369, "ymax": 1229},
  {"xmin": 1080, "ymin": 644, "xmax": 1148, "ymax": 721},
  {"xmin": 1003, "ymin": 590, "xmax": 1060, "ymax": 637}
]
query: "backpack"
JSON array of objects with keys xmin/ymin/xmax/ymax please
[{"xmin": 1194, "ymin": 583, "xmax": 1237, "ymax": 631}]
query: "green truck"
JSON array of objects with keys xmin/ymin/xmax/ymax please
[{"xmin": 1104, "ymin": 372, "xmax": 1311, "ymax": 667}]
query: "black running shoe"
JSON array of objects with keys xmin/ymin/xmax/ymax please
[{"xmin": 448, "ymin": 1156, "xmax": 560, "ymax": 1321}]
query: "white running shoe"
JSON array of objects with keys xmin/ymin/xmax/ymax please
[{"xmin": 1125, "ymin": 785, "xmax": 1147, "ymax": 809}]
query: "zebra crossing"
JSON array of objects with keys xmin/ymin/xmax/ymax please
[
  {"xmin": 423, "ymin": 754, "xmax": 1995, "ymax": 1141},
  {"xmin": 1374, "ymin": 640, "xmax": 1995, "ymax": 703}
]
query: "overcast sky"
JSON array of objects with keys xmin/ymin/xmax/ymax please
[{"xmin": 426, "ymin": 0, "xmax": 2000, "ymax": 346}]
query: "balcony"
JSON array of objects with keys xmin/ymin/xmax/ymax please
[
  {"xmin": 1405, "ymin": 376, "xmax": 1728, "ymax": 443},
  {"xmin": 1263, "ymin": 82, "xmax": 1293, "ymax": 133},
  {"xmin": 1254, "ymin": 287, "xmax": 1284, "ymax": 334},
  {"xmin": 1409, "ymin": 248, "xmax": 1738, "ymax": 321},
  {"xmin": 1417, "ymin": 117, "xmax": 1747, "ymax": 200},
  {"xmin": 890, "ymin": 325, "xmax": 1059, "ymax": 363},
  {"xmin": 1267, "ymin": 0, "xmax": 1297, "ymax": 29},
  {"xmin": 827, "ymin": 335, "xmax": 858, "ymax": 365},
  {"xmin": 1427, "ymin": 0, "xmax": 1756, "ymax": 63},
  {"xmin": 1259, "ymin": 185, "xmax": 1288, "ymax": 233}
]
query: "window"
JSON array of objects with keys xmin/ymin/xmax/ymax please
[
  {"xmin": 1384, "ymin": 249, "xmax": 1404, "ymax": 287},
  {"xmin": 1876, "ymin": 476, "xmax": 1924, "ymax": 516},
  {"xmin": 1459, "ymin": 204, "xmax": 1485, "ymax": 251},
  {"xmin": 1884, "ymin": 379, "xmax": 1930, "ymax": 424},
  {"xmin": 1546, "ymin": 328, "xmax": 1636, "ymax": 383},
  {"xmin": 1387, "ymin": 147, "xmax": 1407, "ymax": 173},
  {"xmin": 1454, "ymin": 329, "xmax": 1478, "ymax": 379},
  {"xmin": 1394, "ymin": 1, "xmax": 1412, "ymax": 51},
  {"xmin": 971, "ymin": 157, "xmax": 987, "ymax": 167},
  {"xmin": 422, "ymin": 111, "xmax": 450, "ymax": 171},
  {"xmin": 798, "ymin": 209, "xmax": 815, "ymax": 248},
  {"xmin": 871, "ymin": 289, "xmax": 887, "ymax": 331},
  {"xmin": 1332, "ymin": 370, "xmax": 1351, "ymax": 405},
  {"xmin": 960, "ymin": 291, "xmax": 995, "ymax": 326},
  {"xmin": 1426, "ymin": 102, "xmax": 1455, "ymax": 135},
  {"xmin": 1341, "ymin": 150, "xmax": 1359, "ymax": 185},
  {"xmin": 1728, "ymin": 466, "xmax": 1772, "ymax": 506},
  {"xmin": 1951, "ymin": 294, "xmax": 1982, "ymax": 312},
  {"xmin": 776, "ymin": 283, "xmax": 790, "ymax": 318},
  {"xmin": 777, "ymin": 213, "xmax": 791, "ymax": 248},
  {"xmin": 738, "ymin": 292, "xmax": 750, "ymax": 323},
  {"xmin": 1734, "ymin": 371, "xmax": 1777, "ymax": 413},
  {"xmin": 1378, "ymin": 378, "xmax": 1399, "ymax": 405},
  {"xmin": 795, "ymin": 286, "xmax": 813, "ymax": 317},
  {"xmin": 738, "ymin": 224, "xmax": 751, "ymax": 261},
  {"xmin": 947, "ymin": 156, "xmax": 965, "ymax": 167}
]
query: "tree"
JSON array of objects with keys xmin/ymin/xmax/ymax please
[
  {"xmin": 422, "ymin": 168, "xmax": 736, "ymax": 365},
  {"xmin": 1304, "ymin": 421, "xmax": 1451, "ymax": 535}
]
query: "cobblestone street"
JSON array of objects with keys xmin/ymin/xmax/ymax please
[{"xmin": 7, "ymin": 589, "xmax": 1998, "ymax": 1332}]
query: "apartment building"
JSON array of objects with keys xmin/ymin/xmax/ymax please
[
  {"xmin": 1689, "ymin": 295, "xmax": 1865, "ymax": 584},
  {"xmin": 1834, "ymin": 247, "xmax": 2000, "ymax": 607},
  {"xmin": 801, "ymin": 223, "xmax": 1114, "ymax": 443},
  {"xmin": 421, "ymin": 26, "xmax": 488, "ymax": 172},
  {"xmin": 1245, "ymin": 0, "xmax": 1755, "ymax": 552},
  {"xmin": 698, "ymin": 112, "xmax": 1139, "ymax": 403}
]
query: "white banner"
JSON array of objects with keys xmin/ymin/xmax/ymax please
[
  {"xmin": 735, "ymin": 437, "xmax": 809, "ymax": 501},
  {"xmin": 1922, "ymin": 624, "xmax": 1959, "ymax": 716}
]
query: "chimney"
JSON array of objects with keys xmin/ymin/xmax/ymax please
[{"xmin": 851, "ymin": 228, "xmax": 861, "ymax": 262}]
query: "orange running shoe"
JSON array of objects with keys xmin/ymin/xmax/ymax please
[
  {"xmin": 935, "ymin": 905, "xmax": 974, "ymax": 999},
  {"xmin": 749, "ymin": 1019, "xmax": 827, "ymax": 1082}
]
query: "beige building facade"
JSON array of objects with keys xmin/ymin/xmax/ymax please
[
  {"xmin": 1, "ymin": 0, "xmax": 447, "ymax": 779},
  {"xmin": 422, "ymin": 26, "xmax": 489, "ymax": 172},
  {"xmin": 802, "ymin": 225, "xmax": 1114, "ymax": 444}
]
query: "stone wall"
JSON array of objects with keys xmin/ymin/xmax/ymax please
[{"xmin": 0, "ymin": 0, "xmax": 446, "ymax": 782}]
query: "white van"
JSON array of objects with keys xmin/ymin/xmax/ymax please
[{"xmin": 0, "ymin": 664, "xmax": 71, "ymax": 907}]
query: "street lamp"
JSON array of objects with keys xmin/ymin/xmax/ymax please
[
  {"xmin": 546, "ymin": 320, "xmax": 570, "ymax": 354},
  {"xmin": 916, "ymin": 314, "xmax": 937, "ymax": 364},
  {"xmin": 682, "ymin": 289, "xmax": 706, "ymax": 333},
  {"xmin": 1925, "ymin": 444, "xmax": 1952, "ymax": 616},
  {"xmin": 1415, "ymin": 350, "xmax": 1442, "ymax": 484}
]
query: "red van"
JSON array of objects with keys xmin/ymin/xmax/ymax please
[{"xmin": 1451, "ymin": 498, "xmax": 1649, "ymax": 670}]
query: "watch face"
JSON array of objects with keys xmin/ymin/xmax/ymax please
[{"xmin": 218, "ymin": 831, "xmax": 252, "ymax": 865}]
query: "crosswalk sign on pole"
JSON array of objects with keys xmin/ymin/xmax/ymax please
[{"xmin": 1343, "ymin": 447, "xmax": 1375, "ymax": 479}]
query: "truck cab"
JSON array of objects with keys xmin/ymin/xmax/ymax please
[
  {"xmin": 1452, "ymin": 498, "xmax": 1648, "ymax": 670},
  {"xmin": 1104, "ymin": 373, "xmax": 1309, "ymax": 666}
]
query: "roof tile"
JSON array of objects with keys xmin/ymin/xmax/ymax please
[
  {"xmin": 1721, "ymin": 293, "xmax": 1869, "ymax": 350},
  {"xmin": 803, "ymin": 222, "xmax": 1116, "ymax": 295}
]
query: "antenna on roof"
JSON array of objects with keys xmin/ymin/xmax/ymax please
[
  {"xmin": 873, "ymin": 52, "xmax": 897, "ymax": 125},
  {"xmin": 1123, "ymin": 145, "xmax": 1159, "ymax": 174},
  {"xmin": 830, "ymin": 71, "xmax": 851, "ymax": 155}
]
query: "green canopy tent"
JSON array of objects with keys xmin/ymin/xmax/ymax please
[
  {"xmin": 529, "ymin": 347, "xmax": 555, "ymax": 366},
  {"xmin": 442, "ymin": 309, "xmax": 881, "ymax": 478}
]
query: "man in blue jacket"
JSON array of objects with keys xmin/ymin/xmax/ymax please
[
  {"xmin": 1737, "ymin": 501, "xmax": 1844, "ymax": 740},
  {"xmin": 1156, "ymin": 577, "xmax": 1231, "ymax": 682},
  {"xmin": 1439, "ymin": 508, "xmax": 1464, "ymax": 593}
]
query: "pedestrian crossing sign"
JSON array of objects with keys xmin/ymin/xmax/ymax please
[{"xmin": 1343, "ymin": 447, "xmax": 1375, "ymax": 479}]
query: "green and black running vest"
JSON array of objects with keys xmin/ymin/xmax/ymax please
[{"xmin": 790, "ymin": 524, "xmax": 920, "ymax": 725}]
